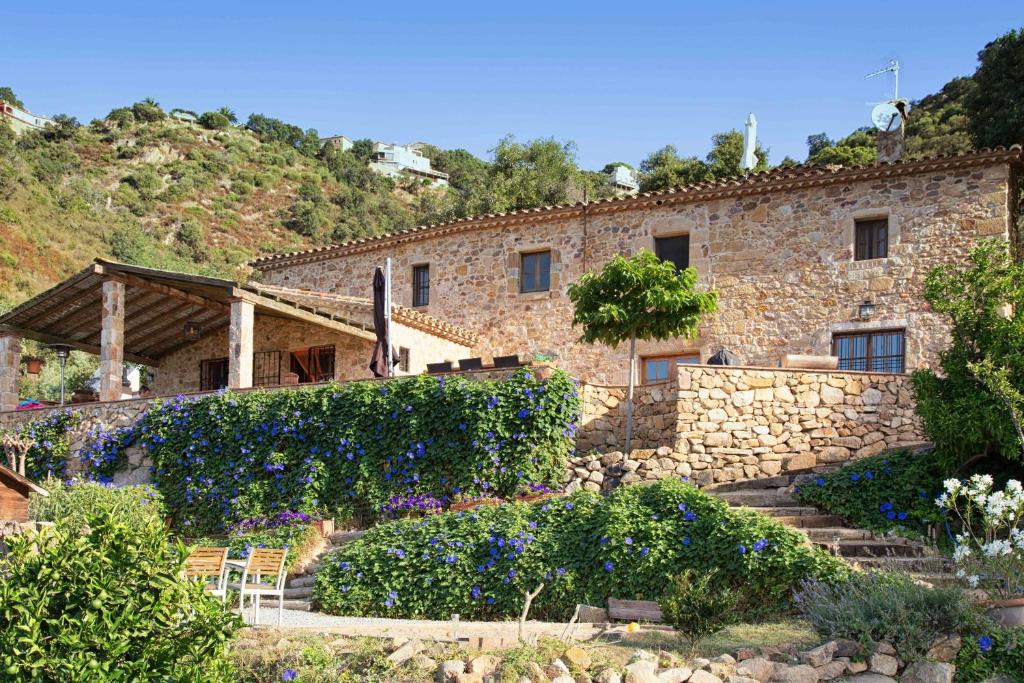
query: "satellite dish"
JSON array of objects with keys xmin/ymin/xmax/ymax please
[{"xmin": 871, "ymin": 102, "xmax": 902, "ymax": 132}]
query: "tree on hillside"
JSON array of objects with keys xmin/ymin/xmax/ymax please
[
  {"xmin": 0, "ymin": 87, "xmax": 24, "ymax": 108},
  {"xmin": 245, "ymin": 113, "xmax": 319, "ymax": 156},
  {"xmin": 487, "ymin": 135, "xmax": 585, "ymax": 213},
  {"xmin": 639, "ymin": 130, "xmax": 768, "ymax": 193},
  {"xmin": 806, "ymin": 133, "xmax": 834, "ymax": 159},
  {"xmin": 216, "ymin": 107, "xmax": 238, "ymax": 124},
  {"xmin": 905, "ymin": 77, "xmax": 975, "ymax": 158},
  {"xmin": 568, "ymin": 250, "xmax": 718, "ymax": 453},
  {"xmin": 966, "ymin": 27, "xmax": 1024, "ymax": 148},
  {"xmin": 131, "ymin": 98, "xmax": 165, "ymax": 122},
  {"xmin": 705, "ymin": 130, "xmax": 769, "ymax": 177},
  {"xmin": 808, "ymin": 128, "xmax": 876, "ymax": 166}
]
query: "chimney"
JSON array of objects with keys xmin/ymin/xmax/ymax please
[{"xmin": 877, "ymin": 101, "xmax": 909, "ymax": 163}]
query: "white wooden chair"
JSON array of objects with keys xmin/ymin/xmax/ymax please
[
  {"xmin": 184, "ymin": 547, "xmax": 229, "ymax": 602},
  {"xmin": 227, "ymin": 547, "xmax": 289, "ymax": 625}
]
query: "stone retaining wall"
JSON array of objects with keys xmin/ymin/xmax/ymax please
[{"xmin": 568, "ymin": 364, "xmax": 926, "ymax": 491}]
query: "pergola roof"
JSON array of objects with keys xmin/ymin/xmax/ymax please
[{"xmin": 0, "ymin": 260, "xmax": 387, "ymax": 366}]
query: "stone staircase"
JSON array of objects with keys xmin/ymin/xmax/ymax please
[
  {"xmin": 260, "ymin": 529, "xmax": 365, "ymax": 612},
  {"xmin": 705, "ymin": 474, "xmax": 953, "ymax": 579}
]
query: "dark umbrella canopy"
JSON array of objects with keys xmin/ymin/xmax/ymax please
[{"xmin": 369, "ymin": 267, "xmax": 396, "ymax": 377}]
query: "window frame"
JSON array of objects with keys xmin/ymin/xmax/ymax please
[
  {"xmin": 654, "ymin": 234, "xmax": 690, "ymax": 271},
  {"xmin": 854, "ymin": 218, "xmax": 889, "ymax": 261},
  {"xmin": 520, "ymin": 250, "xmax": 552, "ymax": 294},
  {"xmin": 199, "ymin": 357, "xmax": 229, "ymax": 392},
  {"xmin": 641, "ymin": 354, "xmax": 700, "ymax": 384},
  {"xmin": 832, "ymin": 328, "xmax": 905, "ymax": 373},
  {"xmin": 412, "ymin": 264, "xmax": 430, "ymax": 307}
]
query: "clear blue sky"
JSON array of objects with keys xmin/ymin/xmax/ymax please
[{"xmin": 2, "ymin": 1, "xmax": 1020, "ymax": 168}]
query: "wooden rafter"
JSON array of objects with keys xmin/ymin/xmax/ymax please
[
  {"xmin": 108, "ymin": 273, "xmax": 231, "ymax": 314},
  {"xmin": 0, "ymin": 324, "xmax": 157, "ymax": 366}
]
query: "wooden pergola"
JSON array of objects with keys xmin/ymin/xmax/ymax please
[{"xmin": 0, "ymin": 259, "xmax": 378, "ymax": 409}]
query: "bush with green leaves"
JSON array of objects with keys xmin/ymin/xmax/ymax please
[
  {"xmin": 795, "ymin": 450, "xmax": 949, "ymax": 538},
  {"xmin": 198, "ymin": 111, "xmax": 231, "ymax": 130},
  {"xmin": 661, "ymin": 569, "xmax": 740, "ymax": 652},
  {"xmin": 314, "ymin": 479, "xmax": 846, "ymax": 621},
  {"xmin": 29, "ymin": 478, "xmax": 164, "ymax": 532},
  {"xmin": 191, "ymin": 512, "xmax": 321, "ymax": 573},
  {"xmin": 795, "ymin": 570, "xmax": 978, "ymax": 661},
  {"xmin": 956, "ymin": 626, "xmax": 1024, "ymax": 683},
  {"xmin": 8, "ymin": 407, "xmax": 82, "ymax": 480},
  {"xmin": 0, "ymin": 513, "xmax": 239, "ymax": 681}
]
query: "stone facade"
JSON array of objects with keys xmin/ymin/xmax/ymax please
[
  {"xmin": 0, "ymin": 334, "xmax": 20, "ymax": 413},
  {"xmin": 255, "ymin": 154, "xmax": 1019, "ymax": 385},
  {"xmin": 99, "ymin": 280, "xmax": 125, "ymax": 402},
  {"xmin": 569, "ymin": 364, "xmax": 925, "ymax": 491}
]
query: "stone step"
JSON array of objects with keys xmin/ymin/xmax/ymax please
[
  {"xmin": 844, "ymin": 556, "xmax": 953, "ymax": 572},
  {"xmin": 803, "ymin": 527, "xmax": 874, "ymax": 542},
  {"xmin": 704, "ymin": 475, "xmax": 794, "ymax": 493},
  {"xmin": 745, "ymin": 505, "xmax": 824, "ymax": 517},
  {"xmin": 258, "ymin": 598, "xmax": 313, "ymax": 611},
  {"xmin": 816, "ymin": 540, "xmax": 927, "ymax": 558},
  {"xmin": 288, "ymin": 574, "xmax": 317, "ymax": 588},
  {"xmin": 283, "ymin": 586, "xmax": 313, "ymax": 599},
  {"xmin": 772, "ymin": 514, "xmax": 846, "ymax": 528},
  {"xmin": 718, "ymin": 490, "xmax": 799, "ymax": 507},
  {"xmin": 329, "ymin": 530, "xmax": 366, "ymax": 545},
  {"xmin": 910, "ymin": 573, "xmax": 961, "ymax": 587}
]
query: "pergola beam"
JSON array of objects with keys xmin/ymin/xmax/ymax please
[
  {"xmin": 0, "ymin": 324, "xmax": 157, "ymax": 366},
  {"xmin": 107, "ymin": 273, "xmax": 231, "ymax": 315},
  {"xmin": 238, "ymin": 291, "xmax": 377, "ymax": 342}
]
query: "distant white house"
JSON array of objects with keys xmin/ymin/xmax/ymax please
[
  {"xmin": 322, "ymin": 134, "xmax": 354, "ymax": 152},
  {"xmin": 369, "ymin": 142, "xmax": 448, "ymax": 187},
  {"xmin": 170, "ymin": 110, "xmax": 197, "ymax": 124},
  {"xmin": 0, "ymin": 100, "xmax": 54, "ymax": 135},
  {"xmin": 606, "ymin": 165, "xmax": 640, "ymax": 193}
]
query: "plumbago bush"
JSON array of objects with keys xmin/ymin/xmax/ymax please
[
  {"xmin": 2, "ymin": 409, "xmax": 127, "ymax": 482},
  {"xmin": 314, "ymin": 479, "xmax": 846, "ymax": 621},
  {"xmin": 104, "ymin": 368, "xmax": 578, "ymax": 532},
  {"xmin": 796, "ymin": 450, "xmax": 948, "ymax": 538}
]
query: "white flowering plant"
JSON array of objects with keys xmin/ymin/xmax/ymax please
[{"xmin": 937, "ymin": 474, "xmax": 1024, "ymax": 600}]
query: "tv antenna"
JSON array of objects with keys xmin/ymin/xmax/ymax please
[{"xmin": 865, "ymin": 59, "xmax": 900, "ymax": 101}]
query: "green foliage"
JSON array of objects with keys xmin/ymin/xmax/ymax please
[
  {"xmin": 487, "ymin": 135, "xmax": 584, "ymax": 213},
  {"xmin": 912, "ymin": 240, "xmax": 1024, "ymax": 464},
  {"xmin": 130, "ymin": 97, "xmax": 165, "ymax": 123},
  {"xmin": 29, "ymin": 479, "xmax": 165, "ymax": 533},
  {"xmin": 192, "ymin": 522, "xmax": 320, "ymax": 573},
  {"xmin": 905, "ymin": 77, "xmax": 976, "ymax": 158},
  {"xmin": 967, "ymin": 27, "xmax": 1024, "ymax": 149},
  {"xmin": 795, "ymin": 450, "xmax": 948, "ymax": 538},
  {"xmin": 808, "ymin": 128, "xmax": 877, "ymax": 166},
  {"xmin": 639, "ymin": 130, "xmax": 768, "ymax": 193},
  {"xmin": 0, "ymin": 513, "xmax": 239, "ymax": 681},
  {"xmin": 198, "ymin": 111, "xmax": 231, "ymax": 130},
  {"xmin": 18, "ymin": 343, "xmax": 97, "ymax": 404},
  {"xmin": 956, "ymin": 626, "xmax": 1024, "ymax": 683},
  {"xmin": 315, "ymin": 479, "xmax": 846, "ymax": 621},
  {"xmin": 7, "ymin": 408, "xmax": 83, "ymax": 480},
  {"xmin": 795, "ymin": 571, "xmax": 979, "ymax": 661},
  {"xmin": 245, "ymin": 113, "xmax": 319, "ymax": 156},
  {"xmin": 289, "ymin": 180, "xmax": 331, "ymax": 238},
  {"xmin": 568, "ymin": 249, "xmax": 718, "ymax": 347},
  {"xmin": 661, "ymin": 569, "xmax": 741, "ymax": 651},
  {"xmin": 112, "ymin": 369, "xmax": 578, "ymax": 532},
  {"xmin": 0, "ymin": 86, "xmax": 25, "ymax": 108}
]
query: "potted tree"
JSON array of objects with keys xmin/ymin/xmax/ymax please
[{"xmin": 938, "ymin": 474, "xmax": 1024, "ymax": 625}]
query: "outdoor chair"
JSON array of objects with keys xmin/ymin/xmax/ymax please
[
  {"xmin": 457, "ymin": 357, "xmax": 483, "ymax": 371},
  {"xmin": 183, "ymin": 547, "xmax": 229, "ymax": 603},
  {"xmin": 493, "ymin": 354, "xmax": 521, "ymax": 368},
  {"xmin": 227, "ymin": 547, "xmax": 289, "ymax": 626},
  {"xmin": 426, "ymin": 361, "xmax": 452, "ymax": 374}
]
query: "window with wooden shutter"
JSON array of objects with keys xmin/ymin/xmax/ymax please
[
  {"xmin": 654, "ymin": 235, "xmax": 690, "ymax": 271},
  {"xmin": 520, "ymin": 251, "xmax": 551, "ymax": 293},
  {"xmin": 855, "ymin": 219, "xmax": 888, "ymax": 260}
]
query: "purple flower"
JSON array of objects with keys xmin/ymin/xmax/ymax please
[
  {"xmin": 850, "ymin": 473, "xmax": 860, "ymax": 482},
  {"xmin": 978, "ymin": 636, "xmax": 993, "ymax": 652},
  {"xmin": 282, "ymin": 669, "xmax": 298, "ymax": 681},
  {"xmin": 624, "ymin": 537, "xmax": 633, "ymax": 545},
  {"xmin": 738, "ymin": 544, "xmax": 747, "ymax": 554},
  {"xmin": 682, "ymin": 537, "xmax": 691, "ymax": 546},
  {"xmin": 604, "ymin": 561, "xmax": 614, "ymax": 572},
  {"xmin": 815, "ymin": 478, "xmax": 826, "ymax": 486},
  {"xmin": 564, "ymin": 502, "xmax": 574, "ymax": 510}
]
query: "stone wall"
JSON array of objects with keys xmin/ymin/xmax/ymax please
[
  {"xmin": 258, "ymin": 160, "xmax": 1016, "ymax": 385},
  {"xmin": 567, "ymin": 364, "xmax": 925, "ymax": 491}
]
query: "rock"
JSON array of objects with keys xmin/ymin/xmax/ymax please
[
  {"xmin": 594, "ymin": 669, "xmax": 623, "ymax": 683},
  {"xmin": 630, "ymin": 651, "xmax": 659, "ymax": 664},
  {"xmin": 800, "ymin": 642, "xmax": 836, "ymax": 668},
  {"xmin": 713, "ymin": 655, "xmax": 736, "ymax": 666},
  {"xmin": 844, "ymin": 676, "xmax": 896, "ymax": 683},
  {"xmin": 657, "ymin": 668, "xmax": 692, "ymax": 683},
  {"xmin": 469, "ymin": 654, "xmax": 501, "ymax": 675},
  {"xmin": 526, "ymin": 662, "xmax": 548, "ymax": 682},
  {"xmin": 833, "ymin": 640, "xmax": 863, "ymax": 658},
  {"xmin": 688, "ymin": 671, "xmax": 724, "ymax": 683},
  {"xmin": 814, "ymin": 662, "xmax": 846, "ymax": 681},
  {"xmin": 563, "ymin": 646, "xmax": 593, "ymax": 671},
  {"xmin": 519, "ymin": 677, "xmax": 533, "ymax": 683},
  {"xmin": 846, "ymin": 661, "xmax": 868, "ymax": 674},
  {"xmin": 875, "ymin": 643, "xmax": 897, "ymax": 656},
  {"xmin": 455, "ymin": 674, "xmax": 485, "ymax": 683},
  {"xmin": 439, "ymin": 659, "xmax": 465, "ymax": 681},
  {"xmin": 388, "ymin": 638, "xmax": 425, "ymax": 664},
  {"xmin": 690, "ymin": 659, "xmax": 711, "ymax": 671},
  {"xmin": 768, "ymin": 664, "xmax": 818, "ymax": 683},
  {"xmin": 709, "ymin": 663, "xmax": 735, "ymax": 680},
  {"xmin": 900, "ymin": 662, "xmax": 954, "ymax": 683},
  {"xmin": 730, "ymin": 678, "xmax": 760, "ymax": 683},
  {"xmin": 869, "ymin": 654, "xmax": 899, "ymax": 677},
  {"xmin": 552, "ymin": 676, "xmax": 576, "ymax": 683},
  {"xmin": 925, "ymin": 635, "xmax": 961, "ymax": 663},
  {"xmin": 820, "ymin": 385, "xmax": 844, "ymax": 405},
  {"xmin": 761, "ymin": 645, "xmax": 797, "ymax": 664},
  {"xmin": 735, "ymin": 648, "xmax": 757, "ymax": 662},
  {"xmin": 550, "ymin": 659, "xmax": 572, "ymax": 676},
  {"xmin": 624, "ymin": 660, "xmax": 660, "ymax": 683},
  {"xmin": 735, "ymin": 657, "xmax": 775, "ymax": 683},
  {"xmin": 412, "ymin": 653, "xmax": 437, "ymax": 670}
]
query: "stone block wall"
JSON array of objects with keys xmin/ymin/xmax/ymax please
[{"xmin": 567, "ymin": 364, "xmax": 926, "ymax": 491}]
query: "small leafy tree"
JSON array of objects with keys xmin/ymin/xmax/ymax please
[
  {"xmin": 912, "ymin": 239, "xmax": 1024, "ymax": 465},
  {"xmin": 661, "ymin": 569, "xmax": 740, "ymax": 653},
  {"xmin": 568, "ymin": 250, "xmax": 717, "ymax": 452}
]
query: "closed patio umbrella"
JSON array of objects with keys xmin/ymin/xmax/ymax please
[{"xmin": 369, "ymin": 267, "xmax": 397, "ymax": 377}]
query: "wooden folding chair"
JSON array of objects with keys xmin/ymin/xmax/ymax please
[
  {"xmin": 227, "ymin": 548, "xmax": 289, "ymax": 626},
  {"xmin": 184, "ymin": 547, "xmax": 229, "ymax": 603}
]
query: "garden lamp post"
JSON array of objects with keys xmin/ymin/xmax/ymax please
[{"xmin": 48, "ymin": 344, "xmax": 72, "ymax": 406}]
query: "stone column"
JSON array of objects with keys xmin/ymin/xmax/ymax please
[
  {"xmin": 228, "ymin": 299, "xmax": 254, "ymax": 390},
  {"xmin": 99, "ymin": 279, "xmax": 125, "ymax": 402},
  {"xmin": 0, "ymin": 333, "xmax": 20, "ymax": 413}
]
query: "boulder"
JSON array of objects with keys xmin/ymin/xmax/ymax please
[
  {"xmin": 814, "ymin": 662, "xmax": 847, "ymax": 681},
  {"xmin": 688, "ymin": 671, "xmax": 723, "ymax": 683},
  {"xmin": 844, "ymin": 676, "xmax": 896, "ymax": 683},
  {"xmin": 708, "ymin": 663, "xmax": 734, "ymax": 680},
  {"xmin": 469, "ymin": 654, "xmax": 500, "ymax": 675},
  {"xmin": 768, "ymin": 664, "xmax": 818, "ymax": 683},
  {"xmin": 439, "ymin": 660, "xmax": 466, "ymax": 681},
  {"xmin": 526, "ymin": 662, "xmax": 548, "ymax": 682},
  {"xmin": 900, "ymin": 662, "xmax": 954, "ymax": 683},
  {"xmin": 562, "ymin": 646, "xmax": 593, "ymax": 671},
  {"xmin": 594, "ymin": 669, "xmax": 623, "ymax": 683},
  {"xmin": 455, "ymin": 673, "xmax": 485, "ymax": 683},
  {"xmin": 388, "ymin": 638, "xmax": 425, "ymax": 664},
  {"xmin": 925, "ymin": 635, "xmax": 961, "ymax": 663},
  {"xmin": 657, "ymin": 668, "xmax": 692, "ymax": 683},
  {"xmin": 800, "ymin": 642, "xmax": 837, "ymax": 668},
  {"xmin": 624, "ymin": 660, "xmax": 660, "ymax": 683},
  {"xmin": 552, "ymin": 677, "xmax": 576, "ymax": 683},
  {"xmin": 412, "ymin": 654, "xmax": 437, "ymax": 670},
  {"xmin": 734, "ymin": 648, "xmax": 757, "ymax": 662},
  {"xmin": 869, "ymin": 654, "xmax": 899, "ymax": 677},
  {"xmin": 875, "ymin": 643, "xmax": 897, "ymax": 656},
  {"xmin": 735, "ymin": 657, "xmax": 775, "ymax": 683},
  {"xmin": 833, "ymin": 640, "xmax": 863, "ymax": 658}
]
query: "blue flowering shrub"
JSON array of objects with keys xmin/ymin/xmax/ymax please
[
  {"xmin": 9, "ymin": 408, "xmax": 82, "ymax": 480},
  {"xmin": 118, "ymin": 368, "xmax": 578, "ymax": 532},
  {"xmin": 191, "ymin": 511, "xmax": 322, "ymax": 572},
  {"xmin": 956, "ymin": 627, "xmax": 1024, "ymax": 682},
  {"xmin": 795, "ymin": 450, "xmax": 948, "ymax": 539},
  {"xmin": 314, "ymin": 479, "xmax": 846, "ymax": 620}
]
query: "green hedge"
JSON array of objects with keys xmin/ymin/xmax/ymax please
[
  {"xmin": 795, "ymin": 450, "xmax": 948, "ymax": 539},
  {"xmin": 314, "ymin": 479, "xmax": 847, "ymax": 621},
  {"xmin": 127, "ymin": 369, "xmax": 578, "ymax": 532},
  {"xmin": 29, "ymin": 478, "xmax": 165, "ymax": 532}
]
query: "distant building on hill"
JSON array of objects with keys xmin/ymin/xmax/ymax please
[
  {"xmin": 322, "ymin": 135, "xmax": 354, "ymax": 152},
  {"xmin": 369, "ymin": 142, "xmax": 449, "ymax": 187},
  {"xmin": 606, "ymin": 165, "xmax": 640, "ymax": 194},
  {"xmin": 0, "ymin": 100, "xmax": 54, "ymax": 135}
]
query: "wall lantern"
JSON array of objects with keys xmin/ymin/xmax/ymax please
[
  {"xmin": 23, "ymin": 356, "xmax": 44, "ymax": 375},
  {"xmin": 183, "ymin": 320, "xmax": 202, "ymax": 341},
  {"xmin": 858, "ymin": 301, "xmax": 877, "ymax": 321}
]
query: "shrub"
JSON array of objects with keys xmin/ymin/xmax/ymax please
[
  {"xmin": 105, "ymin": 106, "xmax": 135, "ymax": 126},
  {"xmin": 191, "ymin": 511, "xmax": 321, "ymax": 572},
  {"xmin": 198, "ymin": 111, "xmax": 231, "ymax": 130},
  {"xmin": 29, "ymin": 478, "xmax": 165, "ymax": 531},
  {"xmin": 956, "ymin": 626, "xmax": 1024, "ymax": 683},
  {"xmin": 795, "ymin": 570, "xmax": 978, "ymax": 661},
  {"xmin": 130, "ymin": 98, "xmax": 165, "ymax": 122},
  {"xmin": 93, "ymin": 369, "xmax": 578, "ymax": 532},
  {"xmin": 0, "ymin": 513, "xmax": 239, "ymax": 681},
  {"xmin": 315, "ymin": 479, "xmax": 845, "ymax": 621},
  {"xmin": 796, "ymin": 450, "xmax": 948, "ymax": 538},
  {"xmin": 661, "ymin": 569, "xmax": 740, "ymax": 652},
  {"xmin": 7, "ymin": 408, "xmax": 82, "ymax": 480}
]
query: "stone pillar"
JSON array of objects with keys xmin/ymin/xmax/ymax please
[
  {"xmin": 228, "ymin": 299, "xmax": 254, "ymax": 390},
  {"xmin": 0, "ymin": 333, "xmax": 20, "ymax": 413},
  {"xmin": 99, "ymin": 279, "xmax": 125, "ymax": 402}
]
